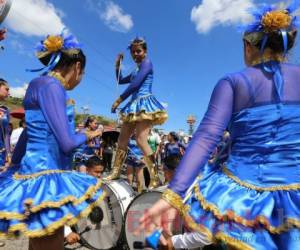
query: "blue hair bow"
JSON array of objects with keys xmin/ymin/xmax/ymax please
[{"xmin": 27, "ymin": 29, "xmax": 82, "ymax": 74}]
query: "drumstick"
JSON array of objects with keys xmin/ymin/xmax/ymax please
[{"xmin": 183, "ymin": 175, "xmax": 201, "ymax": 203}]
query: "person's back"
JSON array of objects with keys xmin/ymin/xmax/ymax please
[
  {"xmin": 140, "ymin": 4, "xmax": 300, "ymax": 250},
  {"xmin": 224, "ymin": 63, "xmax": 300, "ymax": 187}
]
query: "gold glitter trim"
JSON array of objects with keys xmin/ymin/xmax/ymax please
[
  {"xmin": 223, "ymin": 166, "xmax": 300, "ymax": 191},
  {"xmin": 182, "ymin": 206, "xmax": 254, "ymax": 250},
  {"xmin": 120, "ymin": 110, "xmax": 168, "ymax": 125},
  {"xmin": 215, "ymin": 232, "xmax": 254, "ymax": 250},
  {"xmin": 48, "ymin": 71, "xmax": 68, "ymax": 89},
  {"xmin": 13, "ymin": 170, "xmax": 70, "ymax": 180},
  {"xmin": 162, "ymin": 189, "xmax": 188, "ymax": 216},
  {"xmin": 0, "ymin": 179, "xmax": 103, "ymax": 220},
  {"xmin": 0, "ymin": 190, "xmax": 106, "ymax": 239},
  {"xmin": 194, "ymin": 184, "xmax": 300, "ymax": 234}
]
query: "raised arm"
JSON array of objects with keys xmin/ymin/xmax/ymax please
[
  {"xmin": 38, "ymin": 82, "xmax": 87, "ymax": 154},
  {"xmin": 168, "ymin": 77, "xmax": 234, "ymax": 198},
  {"xmin": 120, "ymin": 58, "xmax": 153, "ymax": 101},
  {"xmin": 116, "ymin": 70, "xmax": 132, "ymax": 84}
]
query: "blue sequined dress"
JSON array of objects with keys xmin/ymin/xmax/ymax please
[
  {"xmin": 167, "ymin": 62, "xmax": 300, "ymax": 250},
  {"xmin": 0, "ymin": 76, "xmax": 105, "ymax": 238},
  {"xmin": 118, "ymin": 57, "xmax": 168, "ymax": 125}
]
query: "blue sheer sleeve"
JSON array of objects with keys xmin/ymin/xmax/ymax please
[
  {"xmin": 116, "ymin": 70, "xmax": 132, "ymax": 85},
  {"xmin": 38, "ymin": 82, "xmax": 87, "ymax": 154},
  {"xmin": 168, "ymin": 77, "xmax": 234, "ymax": 198},
  {"xmin": 120, "ymin": 58, "xmax": 153, "ymax": 100}
]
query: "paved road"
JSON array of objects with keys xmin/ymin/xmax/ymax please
[{"xmin": 2, "ymin": 237, "xmax": 89, "ymax": 250}]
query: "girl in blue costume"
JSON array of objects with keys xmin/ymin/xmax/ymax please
[
  {"xmin": 0, "ymin": 33, "xmax": 105, "ymax": 250},
  {"xmin": 0, "ymin": 78, "xmax": 10, "ymax": 168},
  {"xmin": 105, "ymin": 38, "xmax": 168, "ymax": 189},
  {"xmin": 126, "ymin": 134, "xmax": 145, "ymax": 193},
  {"xmin": 138, "ymin": 2, "xmax": 300, "ymax": 250}
]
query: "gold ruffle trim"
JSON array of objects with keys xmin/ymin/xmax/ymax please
[
  {"xmin": 0, "ymin": 190, "xmax": 106, "ymax": 239},
  {"xmin": 13, "ymin": 170, "xmax": 71, "ymax": 180},
  {"xmin": 162, "ymin": 190, "xmax": 255, "ymax": 249},
  {"xmin": 120, "ymin": 110, "xmax": 168, "ymax": 125},
  {"xmin": 161, "ymin": 189, "xmax": 188, "ymax": 216},
  {"xmin": 194, "ymin": 184, "xmax": 300, "ymax": 234},
  {"xmin": 0, "ymin": 179, "xmax": 104, "ymax": 220},
  {"xmin": 183, "ymin": 207, "xmax": 254, "ymax": 250},
  {"xmin": 214, "ymin": 232, "xmax": 254, "ymax": 250},
  {"xmin": 223, "ymin": 166, "xmax": 300, "ymax": 191}
]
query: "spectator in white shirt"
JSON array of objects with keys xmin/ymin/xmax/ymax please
[{"xmin": 10, "ymin": 119, "xmax": 25, "ymax": 152}]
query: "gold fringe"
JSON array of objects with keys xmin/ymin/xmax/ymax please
[
  {"xmin": 13, "ymin": 169, "xmax": 70, "ymax": 180},
  {"xmin": 161, "ymin": 189, "xmax": 187, "ymax": 216},
  {"xmin": 194, "ymin": 184, "xmax": 300, "ymax": 234},
  {"xmin": 0, "ymin": 179, "xmax": 103, "ymax": 219},
  {"xmin": 182, "ymin": 212, "xmax": 214, "ymax": 241},
  {"xmin": 120, "ymin": 110, "xmax": 168, "ymax": 125},
  {"xmin": 0, "ymin": 211, "xmax": 26, "ymax": 220},
  {"xmin": 223, "ymin": 166, "xmax": 300, "ymax": 191},
  {"xmin": 215, "ymin": 232, "xmax": 254, "ymax": 250},
  {"xmin": 29, "ymin": 179, "xmax": 103, "ymax": 213},
  {"xmin": 182, "ymin": 206, "xmax": 254, "ymax": 250},
  {"xmin": 0, "ymin": 190, "xmax": 106, "ymax": 239}
]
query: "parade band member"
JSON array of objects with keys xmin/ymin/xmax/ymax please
[
  {"xmin": 126, "ymin": 134, "xmax": 145, "ymax": 193},
  {"xmin": 0, "ymin": 79, "xmax": 10, "ymax": 168},
  {"xmin": 138, "ymin": 2, "xmax": 300, "ymax": 249},
  {"xmin": 105, "ymin": 37, "xmax": 168, "ymax": 189},
  {"xmin": 0, "ymin": 32, "xmax": 104, "ymax": 250}
]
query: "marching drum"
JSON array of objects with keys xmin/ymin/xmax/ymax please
[
  {"xmin": 75, "ymin": 179, "xmax": 135, "ymax": 250},
  {"xmin": 124, "ymin": 186, "xmax": 184, "ymax": 250}
]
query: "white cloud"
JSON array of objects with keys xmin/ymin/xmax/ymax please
[
  {"xmin": 5, "ymin": 0, "xmax": 65, "ymax": 36},
  {"xmin": 10, "ymin": 84, "xmax": 28, "ymax": 98},
  {"xmin": 86, "ymin": 0, "xmax": 133, "ymax": 33},
  {"xmin": 191, "ymin": 0, "xmax": 255, "ymax": 34},
  {"xmin": 101, "ymin": 1, "xmax": 133, "ymax": 32}
]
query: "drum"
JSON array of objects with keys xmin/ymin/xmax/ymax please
[
  {"xmin": 75, "ymin": 179, "xmax": 135, "ymax": 250},
  {"xmin": 0, "ymin": 0, "xmax": 13, "ymax": 24},
  {"xmin": 124, "ymin": 186, "xmax": 183, "ymax": 250}
]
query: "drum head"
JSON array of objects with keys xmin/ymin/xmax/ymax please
[
  {"xmin": 76, "ymin": 180, "xmax": 134, "ymax": 250},
  {"xmin": 124, "ymin": 189, "xmax": 183, "ymax": 250},
  {"xmin": 0, "ymin": 0, "xmax": 13, "ymax": 24}
]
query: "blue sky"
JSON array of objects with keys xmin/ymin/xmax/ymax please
[{"xmin": 1, "ymin": 0, "xmax": 299, "ymax": 133}]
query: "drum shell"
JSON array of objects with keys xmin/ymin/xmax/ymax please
[
  {"xmin": 124, "ymin": 186, "xmax": 183, "ymax": 250},
  {"xmin": 75, "ymin": 179, "xmax": 135, "ymax": 250}
]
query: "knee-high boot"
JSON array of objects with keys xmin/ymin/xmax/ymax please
[
  {"xmin": 103, "ymin": 148, "xmax": 127, "ymax": 181},
  {"xmin": 144, "ymin": 154, "xmax": 160, "ymax": 189}
]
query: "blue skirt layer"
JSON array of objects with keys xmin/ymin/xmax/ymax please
[
  {"xmin": 184, "ymin": 165, "xmax": 300, "ymax": 250},
  {"xmin": 120, "ymin": 95, "xmax": 167, "ymax": 125},
  {"xmin": 0, "ymin": 166, "xmax": 105, "ymax": 238}
]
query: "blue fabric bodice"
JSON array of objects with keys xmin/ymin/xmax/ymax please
[
  {"xmin": 20, "ymin": 104, "xmax": 75, "ymax": 175},
  {"xmin": 130, "ymin": 68, "xmax": 153, "ymax": 100},
  {"xmin": 227, "ymin": 103, "xmax": 300, "ymax": 187}
]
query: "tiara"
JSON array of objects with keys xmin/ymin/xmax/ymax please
[{"xmin": 127, "ymin": 36, "xmax": 147, "ymax": 49}]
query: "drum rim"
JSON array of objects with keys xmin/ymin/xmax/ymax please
[
  {"xmin": 104, "ymin": 179, "xmax": 135, "ymax": 214},
  {"xmin": 77, "ymin": 180, "xmax": 135, "ymax": 250},
  {"xmin": 122, "ymin": 190, "xmax": 163, "ymax": 248}
]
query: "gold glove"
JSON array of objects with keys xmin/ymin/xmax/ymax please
[{"xmin": 111, "ymin": 96, "xmax": 123, "ymax": 113}]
